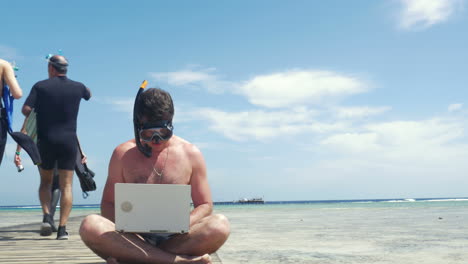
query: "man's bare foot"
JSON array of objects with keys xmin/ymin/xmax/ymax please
[{"xmin": 176, "ymin": 254, "xmax": 212, "ymax": 264}]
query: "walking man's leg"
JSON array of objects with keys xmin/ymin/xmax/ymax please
[
  {"xmin": 50, "ymin": 173, "xmax": 61, "ymax": 219},
  {"xmin": 57, "ymin": 169, "xmax": 74, "ymax": 240},
  {"xmin": 39, "ymin": 168, "xmax": 54, "ymax": 236}
]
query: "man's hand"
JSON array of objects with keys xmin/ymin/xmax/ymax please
[
  {"xmin": 14, "ymin": 153, "xmax": 22, "ymax": 167},
  {"xmin": 81, "ymin": 154, "xmax": 88, "ymax": 164}
]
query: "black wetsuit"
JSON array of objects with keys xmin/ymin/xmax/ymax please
[{"xmin": 25, "ymin": 76, "xmax": 90, "ymax": 170}]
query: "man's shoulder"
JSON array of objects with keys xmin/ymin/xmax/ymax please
[
  {"xmin": 113, "ymin": 139, "xmax": 138, "ymax": 158},
  {"xmin": 172, "ymin": 136, "xmax": 202, "ymax": 157},
  {"xmin": 65, "ymin": 78, "xmax": 86, "ymax": 87},
  {"xmin": 33, "ymin": 78, "xmax": 52, "ymax": 87},
  {"xmin": 0, "ymin": 59, "xmax": 8, "ymax": 67}
]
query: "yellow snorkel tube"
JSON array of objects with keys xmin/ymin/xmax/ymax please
[{"xmin": 133, "ymin": 80, "xmax": 152, "ymax": 157}]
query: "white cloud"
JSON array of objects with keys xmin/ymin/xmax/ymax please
[
  {"xmin": 106, "ymin": 98, "xmax": 133, "ymax": 113},
  {"xmin": 320, "ymin": 116, "xmax": 468, "ymax": 165},
  {"xmin": 334, "ymin": 106, "xmax": 391, "ymax": 119},
  {"xmin": 448, "ymin": 103, "xmax": 463, "ymax": 112},
  {"xmin": 151, "ymin": 69, "xmax": 215, "ymax": 86},
  {"xmin": 150, "ymin": 67, "xmax": 368, "ymax": 108},
  {"xmin": 365, "ymin": 118, "xmax": 464, "ymax": 147},
  {"xmin": 150, "ymin": 67, "xmax": 236, "ymax": 94},
  {"xmin": 97, "ymin": 97, "xmax": 133, "ymax": 116},
  {"xmin": 398, "ymin": 0, "xmax": 463, "ymax": 30},
  {"xmin": 192, "ymin": 107, "xmax": 347, "ymax": 141},
  {"xmin": 238, "ymin": 70, "xmax": 368, "ymax": 108},
  {"xmin": 321, "ymin": 133, "xmax": 381, "ymax": 153}
]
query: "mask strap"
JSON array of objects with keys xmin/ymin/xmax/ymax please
[{"xmin": 133, "ymin": 80, "xmax": 152, "ymax": 157}]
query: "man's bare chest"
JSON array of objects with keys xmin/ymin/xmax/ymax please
[{"xmin": 123, "ymin": 157, "xmax": 191, "ymax": 184}]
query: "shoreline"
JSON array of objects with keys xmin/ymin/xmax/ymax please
[{"xmin": 1, "ymin": 196, "xmax": 468, "ymax": 209}]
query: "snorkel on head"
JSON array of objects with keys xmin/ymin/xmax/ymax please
[
  {"xmin": 46, "ymin": 52, "xmax": 69, "ymax": 70},
  {"xmin": 134, "ymin": 80, "xmax": 152, "ymax": 157},
  {"xmin": 133, "ymin": 81, "xmax": 174, "ymax": 158}
]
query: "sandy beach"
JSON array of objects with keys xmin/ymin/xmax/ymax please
[{"xmin": 215, "ymin": 202, "xmax": 468, "ymax": 264}]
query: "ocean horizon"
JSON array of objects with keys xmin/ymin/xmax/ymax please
[{"xmin": 1, "ymin": 196, "xmax": 468, "ymax": 209}]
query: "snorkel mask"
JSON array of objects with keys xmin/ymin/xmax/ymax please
[
  {"xmin": 133, "ymin": 80, "xmax": 174, "ymax": 157},
  {"xmin": 46, "ymin": 52, "xmax": 69, "ymax": 68},
  {"xmin": 139, "ymin": 121, "xmax": 173, "ymax": 144}
]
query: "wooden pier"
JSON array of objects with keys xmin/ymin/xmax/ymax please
[{"xmin": 0, "ymin": 215, "xmax": 221, "ymax": 263}]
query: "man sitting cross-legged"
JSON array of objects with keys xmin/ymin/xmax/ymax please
[{"xmin": 79, "ymin": 87, "xmax": 230, "ymax": 264}]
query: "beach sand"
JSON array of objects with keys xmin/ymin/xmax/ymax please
[{"xmin": 215, "ymin": 204, "xmax": 468, "ymax": 264}]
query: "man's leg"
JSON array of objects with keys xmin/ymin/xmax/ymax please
[
  {"xmin": 80, "ymin": 215, "xmax": 212, "ymax": 264},
  {"xmin": 159, "ymin": 214, "xmax": 230, "ymax": 256},
  {"xmin": 54, "ymin": 169, "xmax": 73, "ymax": 240},
  {"xmin": 48, "ymin": 171, "xmax": 60, "ymax": 232},
  {"xmin": 39, "ymin": 168, "xmax": 54, "ymax": 215},
  {"xmin": 38, "ymin": 168, "xmax": 54, "ymax": 236},
  {"xmin": 57, "ymin": 169, "xmax": 74, "ymax": 227},
  {"xmin": 50, "ymin": 162, "xmax": 61, "ymax": 218},
  {"xmin": 50, "ymin": 173, "xmax": 61, "ymax": 219}
]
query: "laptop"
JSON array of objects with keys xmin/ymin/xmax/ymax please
[{"xmin": 115, "ymin": 183, "xmax": 191, "ymax": 234}]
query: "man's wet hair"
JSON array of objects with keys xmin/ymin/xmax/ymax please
[
  {"xmin": 48, "ymin": 55, "xmax": 68, "ymax": 74},
  {"xmin": 135, "ymin": 88, "xmax": 174, "ymax": 124}
]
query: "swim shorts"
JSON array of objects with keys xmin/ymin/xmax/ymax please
[
  {"xmin": 139, "ymin": 233, "xmax": 175, "ymax": 247},
  {"xmin": 38, "ymin": 139, "xmax": 77, "ymax": 170}
]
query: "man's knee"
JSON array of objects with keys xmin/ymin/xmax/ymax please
[
  {"xmin": 79, "ymin": 214, "xmax": 104, "ymax": 242},
  {"xmin": 207, "ymin": 214, "xmax": 230, "ymax": 242},
  {"xmin": 39, "ymin": 180, "xmax": 53, "ymax": 189}
]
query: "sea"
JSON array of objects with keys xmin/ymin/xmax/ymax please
[{"xmin": 1, "ymin": 197, "xmax": 468, "ymax": 263}]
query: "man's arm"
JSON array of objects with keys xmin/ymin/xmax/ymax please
[
  {"xmin": 101, "ymin": 143, "xmax": 127, "ymax": 222},
  {"xmin": 83, "ymin": 85, "xmax": 92, "ymax": 100},
  {"xmin": 13, "ymin": 114, "xmax": 30, "ymax": 167},
  {"xmin": 22, "ymin": 85, "xmax": 37, "ymax": 116},
  {"xmin": 1, "ymin": 60, "xmax": 22, "ymax": 99},
  {"xmin": 86, "ymin": 87, "xmax": 92, "ymax": 99},
  {"xmin": 188, "ymin": 144, "xmax": 213, "ymax": 226},
  {"xmin": 21, "ymin": 105, "xmax": 32, "ymax": 116}
]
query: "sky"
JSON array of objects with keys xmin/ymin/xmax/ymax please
[{"xmin": 0, "ymin": 0, "xmax": 467, "ymax": 206}]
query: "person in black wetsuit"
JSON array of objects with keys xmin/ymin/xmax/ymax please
[
  {"xmin": 0, "ymin": 58, "xmax": 23, "ymax": 165},
  {"xmin": 22, "ymin": 55, "xmax": 91, "ymax": 240},
  {"xmin": 14, "ymin": 114, "xmax": 89, "ymax": 233}
]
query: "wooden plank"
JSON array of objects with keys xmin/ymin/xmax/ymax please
[{"xmin": 0, "ymin": 215, "xmax": 221, "ymax": 263}]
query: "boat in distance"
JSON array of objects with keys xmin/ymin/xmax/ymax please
[{"xmin": 236, "ymin": 197, "xmax": 265, "ymax": 204}]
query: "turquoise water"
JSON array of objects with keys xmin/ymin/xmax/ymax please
[{"xmin": 1, "ymin": 198, "xmax": 467, "ymax": 229}]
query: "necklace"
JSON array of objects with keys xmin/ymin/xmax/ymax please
[{"xmin": 151, "ymin": 148, "xmax": 169, "ymax": 182}]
